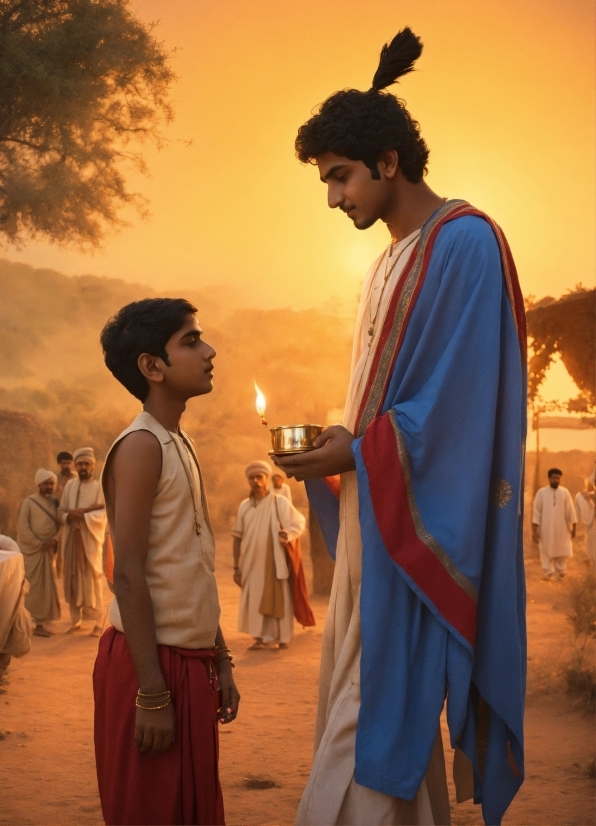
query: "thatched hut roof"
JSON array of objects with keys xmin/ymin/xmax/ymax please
[{"xmin": 526, "ymin": 288, "xmax": 595, "ymax": 404}]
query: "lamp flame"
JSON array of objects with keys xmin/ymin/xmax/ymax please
[{"xmin": 254, "ymin": 381, "xmax": 268, "ymax": 426}]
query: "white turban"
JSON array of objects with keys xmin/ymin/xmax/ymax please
[
  {"xmin": 35, "ymin": 469, "xmax": 57, "ymax": 486},
  {"xmin": 245, "ymin": 460, "xmax": 271, "ymax": 478},
  {"xmin": 73, "ymin": 446, "xmax": 95, "ymax": 463}
]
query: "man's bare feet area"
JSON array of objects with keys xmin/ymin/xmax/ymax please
[
  {"xmin": 248, "ymin": 639, "xmax": 264, "ymax": 650},
  {"xmin": 33, "ymin": 625, "xmax": 54, "ymax": 638},
  {"xmin": 66, "ymin": 622, "xmax": 82, "ymax": 634}
]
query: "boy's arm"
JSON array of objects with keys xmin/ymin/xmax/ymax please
[
  {"xmin": 214, "ymin": 624, "xmax": 240, "ymax": 724},
  {"xmin": 105, "ymin": 430, "xmax": 175, "ymax": 756}
]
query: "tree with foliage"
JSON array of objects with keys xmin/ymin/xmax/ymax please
[
  {"xmin": 0, "ymin": 0, "xmax": 174, "ymax": 248},
  {"xmin": 526, "ymin": 286, "xmax": 596, "ymax": 409}
]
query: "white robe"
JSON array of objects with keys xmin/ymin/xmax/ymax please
[
  {"xmin": 59, "ymin": 477, "xmax": 107, "ymax": 609},
  {"xmin": 0, "ymin": 538, "xmax": 31, "ymax": 658},
  {"xmin": 17, "ymin": 495, "xmax": 61, "ymax": 623},
  {"xmin": 233, "ymin": 493, "xmax": 305, "ymax": 644},
  {"xmin": 574, "ymin": 491, "xmax": 596, "ymax": 563},
  {"xmin": 297, "ymin": 230, "xmax": 451, "ymax": 826},
  {"xmin": 532, "ymin": 485, "xmax": 577, "ymax": 558}
]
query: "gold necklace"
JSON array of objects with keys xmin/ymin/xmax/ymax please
[{"xmin": 367, "ymin": 234, "xmax": 419, "ymax": 345}]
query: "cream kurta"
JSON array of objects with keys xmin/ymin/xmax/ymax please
[
  {"xmin": 532, "ymin": 485, "xmax": 577, "ymax": 559},
  {"xmin": 105, "ymin": 412, "xmax": 221, "ymax": 650},
  {"xmin": 297, "ymin": 230, "xmax": 451, "ymax": 826},
  {"xmin": 0, "ymin": 539, "xmax": 31, "ymax": 660},
  {"xmin": 59, "ymin": 477, "xmax": 107, "ymax": 614},
  {"xmin": 233, "ymin": 493, "xmax": 305, "ymax": 644},
  {"xmin": 574, "ymin": 491, "xmax": 595, "ymax": 563},
  {"xmin": 17, "ymin": 494, "xmax": 61, "ymax": 623}
]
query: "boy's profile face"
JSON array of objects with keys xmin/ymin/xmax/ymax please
[{"xmin": 159, "ymin": 314, "xmax": 216, "ymax": 399}]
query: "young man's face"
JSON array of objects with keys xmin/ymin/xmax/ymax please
[
  {"xmin": 549, "ymin": 473, "xmax": 561, "ymax": 489},
  {"xmin": 316, "ymin": 152, "xmax": 393, "ymax": 230},
  {"xmin": 76, "ymin": 459, "xmax": 94, "ymax": 481},
  {"xmin": 161, "ymin": 314, "xmax": 216, "ymax": 399},
  {"xmin": 59, "ymin": 458, "xmax": 74, "ymax": 474},
  {"xmin": 271, "ymin": 474, "xmax": 283, "ymax": 489}
]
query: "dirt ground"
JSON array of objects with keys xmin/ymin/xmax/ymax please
[{"xmin": 0, "ymin": 538, "xmax": 594, "ymax": 826}]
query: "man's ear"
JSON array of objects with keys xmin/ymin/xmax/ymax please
[
  {"xmin": 378, "ymin": 150, "xmax": 399, "ymax": 180},
  {"xmin": 138, "ymin": 353, "xmax": 165, "ymax": 385}
]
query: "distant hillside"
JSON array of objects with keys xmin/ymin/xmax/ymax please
[{"xmin": 0, "ymin": 259, "xmax": 353, "ymax": 532}]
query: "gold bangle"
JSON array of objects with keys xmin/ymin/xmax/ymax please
[
  {"xmin": 214, "ymin": 653, "xmax": 234, "ymax": 668},
  {"xmin": 136, "ymin": 699, "xmax": 171, "ymax": 711},
  {"xmin": 137, "ymin": 689, "xmax": 170, "ymax": 697}
]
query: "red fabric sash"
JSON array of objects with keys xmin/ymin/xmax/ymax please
[
  {"xmin": 93, "ymin": 627, "xmax": 224, "ymax": 825},
  {"xmin": 285, "ymin": 538, "xmax": 316, "ymax": 628},
  {"xmin": 354, "ymin": 201, "xmax": 526, "ymax": 436}
]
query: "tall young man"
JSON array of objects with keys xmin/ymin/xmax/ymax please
[
  {"xmin": 96, "ymin": 298, "xmax": 239, "ymax": 826},
  {"xmin": 275, "ymin": 29, "xmax": 527, "ymax": 826}
]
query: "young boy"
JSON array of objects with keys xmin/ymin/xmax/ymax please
[{"xmin": 95, "ymin": 298, "xmax": 239, "ymax": 826}]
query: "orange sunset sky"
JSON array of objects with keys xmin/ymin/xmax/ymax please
[{"xmin": 6, "ymin": 0, "xmax": 596, "ymax": 431}]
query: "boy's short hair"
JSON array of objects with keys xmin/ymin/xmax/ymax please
[
  {"xmin": 100, "ymin": 298, "xmax": 197, "ymax": 402},
  {"xmin": 56, "ymin": 451, "xmax": 73, "ymax": 462},
  {"xmin": 547, "ymin": 468, "xmax": 563, "ymax": 477}
]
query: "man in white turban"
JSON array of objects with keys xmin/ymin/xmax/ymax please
[
  {"xmin": 17, "ymin": 470, "xmax": 61, "ymax": 636},
  {"xmin": 59, "ymin": 447, "xmax": 107, "ymax": 636},
  {"xmin": 232, "ymin": 461, "xmax": 306, "ymax": 649}
]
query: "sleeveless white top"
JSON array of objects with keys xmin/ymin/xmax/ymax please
[{"xmin": 103, "ymin": 411, "xmax": 220, "ymax": 649}]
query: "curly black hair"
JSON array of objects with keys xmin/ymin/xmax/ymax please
[
  {"xmin": 295, "ymin": 28, "xmax": 429, "ymax": 183},
  {"xmin": 100, "ymin": 297, "xmax": 197, "ymax": 402}
]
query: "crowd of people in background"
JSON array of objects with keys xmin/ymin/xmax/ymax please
[
  {"xmin": 0, "ymin": 450, "xmax": 318, "ymax": 676},
  {"xmin": 14, "ymin": 448, "xmax": 107, "ymax": 639},
  {"xmin": 0, "ymin": 454, "xmax": 594, "ymax": 669}
]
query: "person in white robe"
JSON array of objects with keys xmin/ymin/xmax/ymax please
[
  {"xmin": 574, "ymin": 467, "xmax": 596, "ymax": 565},
  {"xmin": 232, "ymin": 461, "xmax": 305, "ymax": 650},
  {"xmin": 17, "ymin": 469, "xmax": 61, "ymax": 636},
  {"xmin": 271, "ymin": 472, "xmax": 293, "ymax": 502},
  {"xmin": 0, "ymin": 535, "xmax": 31, "ymax": 681},
  {"xmin": 532, "ymin": 468, "xmax": 577, "ymax": 579},
  {"xmin": 59, "ymin": 447, "xmax": 107, "ymax": 635}
]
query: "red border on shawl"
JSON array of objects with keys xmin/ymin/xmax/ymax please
[
  {"xmin": 354, "ymin": 203, "xmax": 526, "ymax": 435},
  {"xmin": 362, "ymin": 413, "xmax": 477, "ymax": 646}
]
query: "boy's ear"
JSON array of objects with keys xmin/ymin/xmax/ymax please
[{"xmin": 138, "ymin": 353, "xmax": 165, "ymax": 385}]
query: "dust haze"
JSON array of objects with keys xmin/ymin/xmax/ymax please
[{"xmin": 0, "ymin": 258, "xmax": 353, "ymax": 534}]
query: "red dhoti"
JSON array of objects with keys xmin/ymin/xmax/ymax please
[{"xmin": 93, "ymin": 627, "xmax": 225, "ymax": 825}]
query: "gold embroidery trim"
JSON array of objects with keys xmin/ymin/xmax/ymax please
[
  {"xmin": 358, "ymin": 200, "xmax": 467, "ymax": 436},
  {"xmin": 491, "ymin": 478, "xmax": 513, "ymax": 509},
  {"xmin": 389, "ymin": 410, "xmax": 478, "ymax": 606}
]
